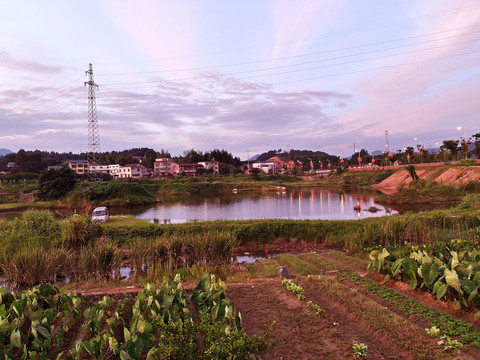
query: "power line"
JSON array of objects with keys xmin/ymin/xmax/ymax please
[
  {"xmin": 97, "ymin": 25, "xmax": 480, "ymax": 77},
  {"xmin": 273, "ymin": 49, "xmax": 480, "ymax": 85},
  {"xmin": 98, "ymin": 40, "xmax": 480, "ymax": 91},
  {"xmin": 11, "ymin": 76, "xmax": 84, "ymax": 111}
]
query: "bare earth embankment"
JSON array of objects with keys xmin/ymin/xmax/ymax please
[{"xmin": 374, "ymin": 166, "xmax": 480, "ymax": 194}]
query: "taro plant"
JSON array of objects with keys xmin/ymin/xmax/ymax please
[
  {"xmin": 438, "ymin": 335, "xmax": 462, "ymax": 351},
  {"xmin": 352, "ymin": 343, "xmax": 368, "ymax": 358},
  {"xmin": 367, "ymin": 239, "xmax": 480, "ymax": 308},
  {"xmin": 307, "ymin": 301, "xmax": 324, "ymax": 317},
  {"xmin": 425, "ymin": 325, "xmax": 441, "ymax": 338},
  {"xmin": 282, "ymin": 278, "xmax": 305, "ymax": 300}
]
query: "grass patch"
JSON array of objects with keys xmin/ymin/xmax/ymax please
[
  {"xmin": 322, "ymin": 251, "xmax": 368, "ymax": 271},
  {"xmin": 307, "ymin": 275, "xmax": 445, "ymax": 359},
  {"xmin": 298, "ymin": 253, "xmax": 348, "ymax": 272},
  {"xmin": 339, "ymin": 272, "xmax": 480, "ymax": 348},
  {"xmin": 277, "ymin": 254, "xmax": 321, "ymax": 275},
  {"xmin": 247, "ymin": 259, "xmax": 280, "ymax": 278}
]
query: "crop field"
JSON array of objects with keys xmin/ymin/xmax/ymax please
[
  {"xmin": 228, "ymin": 250, "xmax": 480, "ymax": 359},
  {"xmin": 2, "ymin": 209, "xmax": 480, "ymax": 359},
  {"xmin": 3, "ymin": 250, "xmax": 479, "ymax": 359}
]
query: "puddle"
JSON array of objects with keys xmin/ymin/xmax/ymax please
[{"xmin": 235, "ymin": 253, "xmax": 276, "ymax": 264}]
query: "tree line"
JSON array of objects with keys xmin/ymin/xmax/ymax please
[{"xmin": 0, "ymin": 147, "xmax": 241, "ymax": 174}]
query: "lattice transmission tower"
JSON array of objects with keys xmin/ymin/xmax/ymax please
[{"xmin": 85, "ymin": 63, "xmax": 101, "ymax": 181}]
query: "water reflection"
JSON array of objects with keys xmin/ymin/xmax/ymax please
[{"xmin": 131, "ymin": 189, "xmax": 399, "ymax": 223}]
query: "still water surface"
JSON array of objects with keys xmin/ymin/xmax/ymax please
[{"xmin": 128, "ymin": 189, "xmax": 398, "ymax": 223}]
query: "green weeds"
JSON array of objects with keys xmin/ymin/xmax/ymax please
[
  {"xmin": 277, "ymin": 254, "xmax": 321, "ymax": 275},
  {"xmin": 339, "ymin": 272, "xmax": 480, "ymax": 348}
]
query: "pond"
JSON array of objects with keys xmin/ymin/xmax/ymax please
[{"xmin": 124, "ymin": 189, "xmax": 399, "ymax": 223}]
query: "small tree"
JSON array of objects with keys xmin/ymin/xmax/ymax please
[
  {"xmin": 472, "ymin": 133, "xmax": 480, "ymax": 159},
  {"xmin": 38, "ymin": 168, "xmax": 77, "ymax": 200}
]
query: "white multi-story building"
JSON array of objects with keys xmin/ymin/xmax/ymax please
[
  {"xmin": 252, "ymin": 161, "xmax": 277, "ymax": 174},
  {"xmin": 117, "ymin": 164, "xmax": 149, "ymax": 178},
  {"xmin": 89, "ymin": 164, "xmax": 120, "ymax": 176}
]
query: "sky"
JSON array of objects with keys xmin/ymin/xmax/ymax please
[{"xmin": 1, "ymin": 0, "xmax": 479, "ymax": 159}]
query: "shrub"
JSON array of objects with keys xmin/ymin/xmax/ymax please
[
  {"xmin": 37, "ymin": 168, "xmax": 76, "ymax": 200},
  {"xmin": 61, "ymin": 214, "xmax": 101, "ymax": 248},
  {"xmin": 460, "ymin": 159, "xmax": 477, "ymax": 167}
]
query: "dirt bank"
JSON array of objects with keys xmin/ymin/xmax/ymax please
[{"xmin": 374, "ymin": 166, "xmax": 480, "ymax": 194}]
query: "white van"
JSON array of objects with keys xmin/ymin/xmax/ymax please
[{"xmin": 92, "ymin": 206, "xmax": 109, "ymax": 223}]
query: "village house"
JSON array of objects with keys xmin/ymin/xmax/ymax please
[
  {"xmin": 66, "ymin": 160, "xmax": 89, "ymax": 174},
  {"xmin": 197, "ymin": 160, "xmax": 219, "ymax": 174},
  {"xmin": 154, "ymin": 158, "xmax": 179, "ymax": 177},
  {"xmin": 117, "ymin": 163, "xmax": 149, "ymax": 178},
  {"xmin": 178, "ymin": 163, "xmax": 204, "ymax": 176},
  {"xmin": 89, "ymin": 164, "xmax": 120, "ymax": 177},
  {"xmin": 252, "ymin": 161, "xmax": 277, "ymax": 174}
]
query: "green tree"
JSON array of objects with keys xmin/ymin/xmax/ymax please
[
  {"xmin": 37, "ymin": 168, "xmax": 77, "ymax": 200},
  {"xmin": 15, "ymin": 149, "xmax": 28, "ymax": 172},
  {"xmin": 441, "ymin": 140, "xmax": 460, "ymax": 160},
  {"xmin": 471, "ymin": 133, "xmax": 480, "ymax": 159}
]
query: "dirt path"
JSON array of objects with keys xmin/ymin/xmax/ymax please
[{"xmin": 227, "ymin": 278, "xmax": 388, "ymax": 360}]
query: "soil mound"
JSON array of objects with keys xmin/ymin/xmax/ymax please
[{"xmin": 375, "ymin": 166, "xmax": 480, "ymax": 193}]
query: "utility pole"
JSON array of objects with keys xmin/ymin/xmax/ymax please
[
  {"xmin": 385, "ymin": 130, "xmax": 390, "ymax": 154},
  {"xmin": 85, "ymin": 63, "xmax": 101, "ymax": 181}
]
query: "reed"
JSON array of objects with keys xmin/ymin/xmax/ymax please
[
  {"xmin": 76, "ymin": 241, "xmax": 119, "ymax": 280},
  {"xmin": 1, "ymin": 247, "xmax": 71, "ymax": 285},
  {"xmin": 60, "ymin": 214, "xmax": 101, "ymax": 248}
]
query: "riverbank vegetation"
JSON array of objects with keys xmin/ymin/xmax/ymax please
[
  {"xmin": 1, "ymin": 169, "xmax": 396, "ymax": 210},
  {"xmin": 1, "ymin": 205, "xmax": 479, "ymax": 286}
]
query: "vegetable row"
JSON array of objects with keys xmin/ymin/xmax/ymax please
[{"xmin": 0, "ymin": 275, "xmax": 271, "ymax": 359}]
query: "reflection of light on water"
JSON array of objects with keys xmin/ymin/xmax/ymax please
[
  {"xmin": 320, "ymin": 190, "xmax": 323, "ymax": 212},
  {"xmin": 133, "ymin": 189, "xmax": 400, "ymax": 222},
  {"xmin": 310, "ymin": 189, "xmax": 315, "ymax": 213},
  {"xmin": 298, "ymin": 193, "xmax": 302, "ymax": 216}
]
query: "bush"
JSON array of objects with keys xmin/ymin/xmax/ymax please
[
  {"xmin": 461, "ymin": 181, "xmax": 480, "ymax": 193},
  {"xmin": 61, "ymin": 214, "xmax": 102, "ymax": 248},
  {"xmin": 460, "ymin": 159, "xmax": 477, "ymax": 167},
  {"xmin": 37, "ymin": 168, "xmax": 76, "ymax": 200}
]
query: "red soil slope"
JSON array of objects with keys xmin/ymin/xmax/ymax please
[{"xmin": 374, "ymin": 166, "xmax": 480, "ymax": 193}]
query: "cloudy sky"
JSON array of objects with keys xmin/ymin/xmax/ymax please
[{"xmin": 1, "ymin": 1, "xmax": 479, "ymax": 159}]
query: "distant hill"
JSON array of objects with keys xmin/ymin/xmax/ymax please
[
  {"xmin": 248, "ymin": 154, "xmax": 260, "ymax": 161},
  {"xmin": 0, "ymin": 148, "xmax": 13, "ymax": 157},
  {"xmin": 256, "ymin": 149, "xmax": 332, "ymax": 162}
]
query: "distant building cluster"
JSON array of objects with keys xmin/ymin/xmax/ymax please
[
  {"xmin": 153, "ymin": 158, "xmax": 219, "ymax": 177},
  {"xmin": 59, "ymin": 158, "xmax": 221, "ymax": 178}
]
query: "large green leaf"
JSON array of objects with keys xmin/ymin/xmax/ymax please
[
  {"xmin": 420, "ymin": 263, "xmax": 438, "ymax": 288},
  {"xmin": 391, "ymin": 259, "xmax": 404, "ymax": 277},
  {"xmin": 445, "ymin": 269, "xmax": 463, "ymax": 295},
  {"xmin": 403, "ymin": 258, "xmax": 418, "ymax": 289},
  {"xmin": 10, "ymin": 329, "xmax": 22, "ymax": 348},
  {"xmin": 435, "ymin": 283, "xmax": 448, "ymax": 300},
  {"xmin": 450, "ymin": 251, "xmax": 460, "ymax": 270}
]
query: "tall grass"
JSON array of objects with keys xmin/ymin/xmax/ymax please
[
  {"xmin": 0, "ymin": 208, "xmax": 479, "ymax": 285},
  {"xmin": 1, "ymin": 247, "xmax": 71, "ymax": 285}
]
